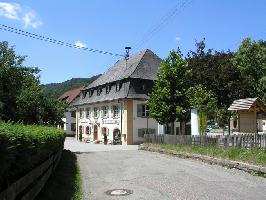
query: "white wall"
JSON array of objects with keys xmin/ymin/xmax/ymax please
[
  {"xmin": 64, "ymin": 111, "xmax": 76, "ymax": 136},
  {"xmin": 191, "ymin": 109, "xmax": 199, "ymax": 135},
  {"xmin": 76, "ymin": 101, "xmax": 123, "ymax": 142}
]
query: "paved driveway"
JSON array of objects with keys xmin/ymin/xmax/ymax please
[{"xmin": 65, "ymin": 137, "xmax": 266, "ymax": 200}]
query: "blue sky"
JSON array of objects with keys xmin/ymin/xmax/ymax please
[{"xmin": 0, "ymin": 0, "xmax": 266, "ymax": 84}]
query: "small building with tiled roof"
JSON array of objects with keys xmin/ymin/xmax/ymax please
[
  {"xmin": 73, "ymin": 49, "xmax": 162, "ymax": 144},
  {"xmin": 59, "ymin": 87, "xmax": 84, "ymax": 136},
  {"xmin": 59, "ymin": 86, "xmax": 84, "ymax": 104}
]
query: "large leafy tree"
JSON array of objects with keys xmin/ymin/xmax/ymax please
[
  {"xmin": 148, "ymin": 49, "xmax": 191, "ymax": 134},
  {"xmin": 0, "ymin": 41, "xmax": 65, "ymax": 125},
  {"xmin": 187, "ymin": 40, "xmax": 250, "ymax": 128},
  {"xmin": 233, "ymin": 38, "xmax": 266, "ymax": 102}
]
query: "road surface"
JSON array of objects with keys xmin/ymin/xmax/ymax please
[{"xmin": 65, "ymin": 137, "xmax": 266, "ymax": 200}]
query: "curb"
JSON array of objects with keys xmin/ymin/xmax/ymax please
[{"xmin": 139, "ymin": 144, "xmax": 266, "ymax": 175}]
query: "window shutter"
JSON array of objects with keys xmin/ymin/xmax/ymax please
[
  {"xmin": 107, "ymin": 108, "xmax": 109, "ymax": 118},
  {"xmin": 97, "ymin": 109, "xmax": 100, "ymax": 117},
  {"xmin": 138, "ymin": 129, "xmax": 142, "ymax": 137},
  {"xmin": 100, "ymin": 109, "xmax": 103, "ymax": 118},
  {"xmin": 137, "ymin": 104, "xmax": 142, "ymax": 117}
]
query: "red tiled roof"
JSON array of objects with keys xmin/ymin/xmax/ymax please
[{"xmin": 59, "ymin": 87, "xmax": 84, "ymax": 104}]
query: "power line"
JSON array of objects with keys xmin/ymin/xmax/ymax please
[
  {"xmin": 0, "ymin": 23, "xmax": 124, "ymax": 57},
  {"xmin": 133, "ymin": 0, "xmax": 193, "ymax": 51}
]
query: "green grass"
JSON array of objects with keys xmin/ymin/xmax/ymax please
[
  {"xmin": 144, "ymin": 143, "xmax": 266, "ymax": 167},
  {"xmin": 36, "ymin": 150, "xmax": 82, "ymax": 200}
]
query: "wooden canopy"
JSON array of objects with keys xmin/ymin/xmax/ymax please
[
  {"xmin": 228, "ymin": 98, "xmax": 266, "ymax": 133},
  {"xmin": 228, "ymin": 98, "xmax": 266, "ymax": 112}
]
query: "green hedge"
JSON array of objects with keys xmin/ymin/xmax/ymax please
[{"xmin": 0, "ymin": 122, "xmax": 65, "ymax": 191}]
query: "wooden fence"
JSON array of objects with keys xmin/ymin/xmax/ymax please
[
  {"xmin": 0, "ymin": 150, "xmax": 62, "ymax": 200},
  {"xmin": 144, "ymin": 134, "xmax": 266, "ymax": 149}
]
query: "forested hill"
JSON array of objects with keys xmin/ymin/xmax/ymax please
[{"xmin": 43, "ymin": 75, "xmax": 101, "ymax": 99}]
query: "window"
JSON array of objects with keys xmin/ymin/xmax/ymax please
[
  {"xmin": 85, "ymin": 126, "xmax": 91, "ymax": 135},
  {"xmin": 86, "ymin": 107, "xmax": 90, "ymax": 118},
  {"xmin": 116, "ymin": 82, "xmax": 122, "ymax": 91},
  {"xmin": 142, "ymin": 83, "xmax": 146, "ymax": 91},
  {"xmin": 79, "ymin": 108, "xmax": 84, "ymax": 118},
  {"xmin": 137, "ymin": 104, "xmax": 149, "ymax": 117},
  {"xmin": 93, "ymin": 107, "xmax": 99, "ymax": 118},
  {"xmin": 106, "ymin": 85, "xmax": 111, "ymax": 94},
  {"xmin": 82, "ymin": 91, "xmax": 87, "ymax": 99},
  {"xmin": 71, "ymin": 111, "xmax": 76, "ymax": 118},
  {"xmin": 71, "ymin": 123, "xmax": 76, "ymax": 131},
  {"xmin": 97, "ymin": 87, "xmax": 102, "ymax": 96},
  {"xmin": 111, "ymin": 105, "xmax": 119, "ymax": 118},
  {"xmin": 138, "ymin": 128, "xmax": 155, "ymax": 137},
  {"xmin": 89, "ymin": 90, "xmax": 94, "ymax": 97},
  {"xmin": 102, "ymin": 106, "xmax": 109, "ymax": 118}
]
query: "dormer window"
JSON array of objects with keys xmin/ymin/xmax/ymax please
[
  {"xmin": 89, "ymin": 90, "xmax": 94, "ymax": 97},
  {"xmin": 82, "ymin": 91, "xmax": 87, "ymax": 99},
  {"xmin": 142, "ymin": 83, "xmax": 146, "ymax": 91},
  {"xmin": 97, "ymin": 87, "xmax": 102, "ymax": 96},
  {"xmin": 116, "ymin": 82, "xmax": 122, "ymax": 92},
  {"xmin": 106, "ymin": 84, "xmax": 111, "ymax": 94}
]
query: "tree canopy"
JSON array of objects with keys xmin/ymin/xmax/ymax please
[
  {"xmin": 149, "ymin": 37, "xmax": 266, "ymax": 131},
  {"xmin": 0, "ymin": 41, "xmax": 66, "ymax": 125},
  {"xmin": 148, "ymin": 49, "xmax": 191, "ymax": 127},
  {"xmin": 233, "ymin": 38, "xmax": 266, "ymax": 102}
]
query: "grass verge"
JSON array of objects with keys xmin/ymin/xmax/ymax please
[
  {"xmin": 144, "ymin": 143, "xmax": 266, "ymax": 167},
  {"xmin": 36, "ymin": 150, "xmax": 82, "ymax": 200}
]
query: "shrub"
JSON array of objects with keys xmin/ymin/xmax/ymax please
[{"xmin": 0, "ymin": 122, "xmax": 65, "ymax": 191}]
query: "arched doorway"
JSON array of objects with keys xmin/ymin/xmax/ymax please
[
  {"xmin": 93, "ymin": 125, "xmax": 98, "ymax": 140},
  {"xmin": 113, "ymin": 128, "xmax": 121, "ymax": 145}
]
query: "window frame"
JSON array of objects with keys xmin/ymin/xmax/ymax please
[
  {"xmin": 70, "ymin": 111, "xmax": 76, "ymax": 118},
  {"xmin": 137, "ymin": 104, "xmax": 149, "ymax": 118},
  {"xmin": 71, "ymin": 123, "xmax": 76, "ymax": 131}
]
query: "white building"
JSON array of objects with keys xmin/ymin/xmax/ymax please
[
  {"xmin": 73, "ymin": 49, "xmax": 162, "ymax": 144},
  {"xmin": 59, "ymin": 87, "xmax": 83, "ymax": 136}
]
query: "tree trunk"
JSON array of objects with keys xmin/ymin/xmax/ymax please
[{"xmin": 180, "ymin": 121, "xmax": 186, "ymax": 135}]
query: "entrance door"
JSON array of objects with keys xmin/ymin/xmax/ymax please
[
  {"xmin": 93, "ymin": 125, "xmax": 98, "ymax": 140},
  {"xmin": 113, "ymin": 129, "xmax": 121, "ymax": 145}
]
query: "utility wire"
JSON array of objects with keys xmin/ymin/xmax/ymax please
[
  {"xmin": 0, "ymin": 23, "xmax": 124, "ymax": 57},
  {"xmin": 134, "ymin": 0, "xmax": 193, "ymax": 51}
]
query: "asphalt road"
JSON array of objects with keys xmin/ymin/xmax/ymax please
[{"xmin": 65, "ymin": 137, "xmax": 266, "ymax": 200}]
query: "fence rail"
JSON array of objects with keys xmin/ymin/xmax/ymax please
[
  {"xmin": 144, "ymin": 134, "xmax": 266, "ymax": 149},
  {"xmin": 0, "ymin": 150, "xmax": 62, "ymax": 200}
]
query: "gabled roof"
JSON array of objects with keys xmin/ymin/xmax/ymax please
[
  {"xmin": 84, "ymin": 49, "xmax": 161, "ymax": 89},
  {"xmin": 59, "ymin": 87, "xmax": 84, "ymax": 104},
  {"xmin": 228, "ymin": 97, "xmax": 266, "ymax": 112}
]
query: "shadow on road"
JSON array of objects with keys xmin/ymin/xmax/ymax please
[{"xmin": 36, "ymin": 150, "xmax": 82, "ymax": 200}]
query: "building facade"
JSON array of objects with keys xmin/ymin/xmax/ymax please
[
  {"xmin": 59, "ymin": 87, "xmax": 83, "ymax": 136},
  {"xmin": 74, "ymin": 49, "xmax": 162, "ymax": 144}
]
